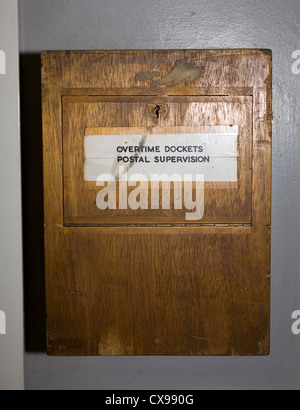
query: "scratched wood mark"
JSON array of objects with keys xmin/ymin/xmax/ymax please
[{"xmin": 42, "ymin": 50, "xmax": 272, "ymax": 356}]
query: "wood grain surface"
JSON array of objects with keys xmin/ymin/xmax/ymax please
[{"xmin": 42, "ymin": 50, "xmax": 272, "ymax": 356}]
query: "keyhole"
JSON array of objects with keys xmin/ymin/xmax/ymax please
[{"xmin": 155, "ymin": 105, "xmax": 160, "ymax": 119}]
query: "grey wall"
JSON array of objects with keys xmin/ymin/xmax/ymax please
[
  {"xmin": 19, "ymin": 0, "xmax": 300, "ymax": 390},
  {"xmin": 0, "ymin": 0, "xmax": 24, "ymax": 390}
]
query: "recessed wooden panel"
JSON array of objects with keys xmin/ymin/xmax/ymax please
[
  {"xmin": 63, "ymin": 96, "xmax": 252, "ymax": 225},
  {"xmin": 42, "ymin": 50, "xmax": 272, "ymax": 356}
]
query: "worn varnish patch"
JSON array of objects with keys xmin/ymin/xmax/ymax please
[
  {"xmin": 258, "ymin": 337, "xmax": 270, "ymax": 356},
  {"xmin": 152, "ymin": 59, "xmax": 204, "ymax": 87},
  {"xmin": 98, "ymin": 332, "xmax": 134, "ymax": 355},
  {"xmin": 135, "ymin": 59, "xmax": 204, "ymax": 87}
]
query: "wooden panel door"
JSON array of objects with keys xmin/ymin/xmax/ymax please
[{"xmin": 42, "ymin": 50, "xmax": 272, "ymax": 356}]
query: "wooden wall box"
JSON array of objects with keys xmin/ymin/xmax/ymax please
[{"xmin": 42, "ymin": 50, "xmax": 272, "ymax": 356}]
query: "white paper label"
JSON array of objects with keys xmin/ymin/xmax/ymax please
[{"xmin": 84, "ymin": 126, "xmax": 238, "ymax": 182}]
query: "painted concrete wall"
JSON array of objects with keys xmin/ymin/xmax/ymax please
[
  {"xmin": 0, "ymin": 0, "xmax": 24, "ymax": 390},
  {"xmin": 19, "ymin": 0, "xmax": 300, "ymax": 390}
]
